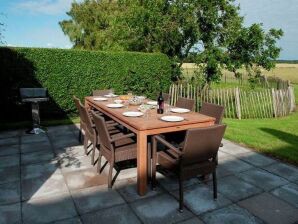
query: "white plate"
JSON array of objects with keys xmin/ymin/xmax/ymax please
[
  {"xmin": 170, "ymin": 108, "xmax": 190, "ymax": 113},
  {"xmin": 147, "ymin": 101, "xmax": 158, "ymax": 106},
  {"xmin": 160, "ymin": 116, "xmax": 184, "ymax": 122},
  {"xmin": 104, "ymin": 94, "xmax": 118, "ymax": 98},
  {"xmin": 106, "ymin": 103, "xmax": 124, "ymax": 108},
  {"xmin": 93, "ymin": 97, "xmax": 108, "ymax": 101},
  {"xmin": 122, "ymin": 111, "xmax": 144, "ymax": 117}
]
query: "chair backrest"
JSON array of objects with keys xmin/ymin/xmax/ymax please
[
  {"xmin": 200, "ymin": 102, "xmax": 224, "ymax": 124},
  {"xmin": 91, "ymin": 111, "xmax": 113, "ymax": 150},
  {"xmin": 79, "ymin": 102, "xmax": 94, "ymax": 134},
  {"xmin": 92, "ymin": 89, "xmax": 112, "ymax": 96},
  {"xmin": 175, "ymin": 97, "xmax": 195, "ymax": 111},
  {"xmin": 181, "ymin": 124, "xmax": 226, "ymax": 166},
  {"xmin": 73, "ymin": 96, "xmax": 85, "ymax": 123}
]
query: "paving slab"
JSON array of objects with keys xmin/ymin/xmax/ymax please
[
  {"xmin": 0, "ymin": 166, "xmax": 20, "ymax": 184},
  {"xmin": 21, "ymin": 134, "xmax": 49, "ymax": 144},
  {"xmin": 21, "ymin": 150, "xmax": 54, "ymax": 165},
  {"xmin": 22, "ymin": 173, "xmax": 69, "ymax": 201},
  {"xmin": 0, "ymin": 154, "xmax": 19, "ymax": 168},
  {"xmin": 219, "ymin": 156, "xmax": 253, "ymax": 174},
  {"xmin": 116, "ymin": 178, "xmax": 164, "ymax": 203},
  {"xmin": 236, "ymin": 168, "xmax": 289, "ymax": 191},
  {"xmin": 130, "ymin": 194, "xmax": 193, "ymax": 224},
  {"xmin": 22, "ymin": 193, "xmax": 78, "ymax": 224},
  {"xmin": 51, "ymin": 217, "xmax": 82, "ymax": 224},
  {"xmin": 236, "ymin": 151, "xmax": 276, "ymax": 167},
  {"xmin": 176, "ymin": 217, "xmax": 204, "ymax": 224},
  {"xmin": 0, "ymin": 145, "xmax": 19, "ymax": 156},
  {"xmin": 0, "ymin": 203, "xmax": 21, "ymax": 224},
  {"xmin": 157, "ymin": 174, "xmax": 200, "ymax": 192},
  {"xmin": 21, "ymin": 162, "xmax": 59, "ymax": 180},
  {"xmin": 0, "ymin": 181, "xmax": 20, "ymax": 205},
  {"xmin": 0, "ymin": 137, "xmax": 19, "ymax": 146},
  {"xmin": 264, "ymin": 162, "xmax": 298, "ymax": 181},
  {"xmin": 202, "ymin": 204, "xmax": 263, "ymax": 224},
  {"xmin": 238, "ymin": 192, "xmax": 298, "ymax": 224},
  {"xmin": 271, "ymin": 183, "xmax": 298, "ymax": 208},
  {"xmin": 21, "ymin": 141, "xmax": 52, "ymax": 154},
  {"xmin": 51, "ymin": 134, "xmax": 80, "ymax": 149},
  {"xmin": 172, "ymin": 184, "xmax": 231, "ymax": 215},
  {"xmin": 81, "ymin": 204, "xmax": 141, "ymax": 224},
  {"xmin": 55, "ymin": 145, "xmax": 86, "ymax": 158},
  {"xmin": 63, "ymin": 167, "xmax": 107, "ymax": 191},
  {"xmin": 216, "ymin": 175, "xmax": 263, "ymax": 202},
  {"xmin": 59, "ymin": 155, "xmax": 93, "ymax": 173},
  {"xmin": 220, "ymin": 142, "xmax": 251, "ymax": 156},
  {"xmin": 0, "ymin": 130, "xmax": 20, "ymax": 139},
  {"xmin": 71, "ymin": 185, "xmax": 125, "ymax": 215},
  {"xmin": 47, "ymin": 125, "xmax": 74, "ymax": 134}
]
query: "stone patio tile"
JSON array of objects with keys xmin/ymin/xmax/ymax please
[
  {"xmin": 55, "ymin": 145, "xmax": 85, "ymax": 158},
  {"xmin": 216, "ymin": 175, "xmax": 263, "ymax": 202},
  {"xmin": 81, "ymin": 204, "xmax": 141, "ymax": 224},
  {"xmin": 22, "ymin": 173, "xmax": 69, "ymax": 201},
  {"xmin": 59, "ymin": 155, "xmax": 93, "ymax": 173},
  {"xmin": 271, "ymin": 183, "xmax": 298, "ymax": 208},
  {"xmin": 236, "ymin": 168, "xmax": 289, "ymax": 191},
  {"xmin": 216, "ymin": 167, "xmax": 234, "ymax": 179},
  {"xmin": 236, "ymin": 151, "xmax": 276, "ymax": 167},
  {"xmin": 0, "ymin": 155, "xmax": 19, "ymax": 168},
  {"xmin": 130, "ymin": 194, "xmax": 193, "ymax": 224},
  {"xmin": 0, "ymin": 130, "xmax": 20, "ymax": 139},
  {"xmin": 218, "ymin": 156, "xmax": 253, "ymax": 174},
  {"xmin": 21, "ymin": 141, "xmax": 52, "ymax": 154},
  {"xmin": 21, "ymin": 150, "xmax": 54, "ymax": 165},
  {"xmin": 0, "ymin": 166, "xmax": 20, "ymax": 184},
  {"xmin": 0, "ymin": 181, "xmax": 20, "ymax": 205},
  {"xmin": 116, "ymin": 178, "xmax": 164, "ymax": 203},
  {"xmin": 22, "ymin": 193, "xmax": 78, "ymax": 224},
  {"xmin": 175, "ymin": 217, "xmax": 204, "ymax": 224},
  {"xmin": 217, "ymin": 150, "xmax": 232, "ymax": 160},
  {"xmin": 264, "ymin": 162, "xmax": 298, "ymax": 181},
  {"xmin": 238, "ymin": 192, "xmax": 298, "ymax": 224},
  {"xmin": 63, "ymin": 167, "xmax": 107, "ymax": 191},
  {"xmin": 157, "ymin": 173, "xmax": 200, "ymax": 192},
  {"xmin": 21, "ymin": 162, "xmax": 59, "ymax": 180},
  {"xmin": 51, "ymin": 217, "xmax": 82, "ymax": 224},
  {"xmin": 71, "ymin": 185, "xmax": 125, "ymax": 215},
  {"xmin": 0, "ymin": 145, "xmax": 19, "ymax": 156},
  {"xmin": 51, "ymin": 134, "xmax": 80, "ymax": 149},
  {"xmin": 172, "ymin": 184, "xmax": 231, "ymax": 215},
  {"xmin": 47, "ymin": 125, "xmax": 74, "ymax": 134},
  {"xmin": 220, "ymin": 142, "xmax": 251, "ymax": 156},
  {"xmin": 0, "ymin": 137, "xmax": 19, "ymax": 146},
  {"xmin": 21, "ymin": 134, "xmax": 49, "ymax": 144},
  {"xmin": 0, "ymin": 203, "xmax": 21, "ymax": 224},
  {"xmin": 202, "ymin": 204, "xmax": 263, "ymax": 224}
]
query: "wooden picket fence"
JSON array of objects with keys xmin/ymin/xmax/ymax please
[{"xmin": 168, "ymin": 83, "xmax": 296, "ymax": 119}]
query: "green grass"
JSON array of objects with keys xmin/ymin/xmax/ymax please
[{"xmin": 224, "ymin": 111, "xmax": 298, "ymax": 165}]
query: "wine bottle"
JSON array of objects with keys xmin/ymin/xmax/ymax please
[{"xmin": 157, "ymin": 91, "xmax": 164, "ymax": 114}]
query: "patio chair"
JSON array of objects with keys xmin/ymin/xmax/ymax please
[
  {"xmin": 73, "ymin": 96, "xmax": 85, "ymax": 142},
  {"xmin": 91, "ymin": 111, "xmax": 138, "ymax": 188},
  {"xmin": 92, "ymin": 89, "xmax": 113, "ymax": 96},
  {"xmin": 152, "ymin": 124, "xmax": 226, "ymax": 212},
  {"xmin": 175, "ymin": 97, "xmax": 195, "ymax": 111},
  {"xmin": 200, "ymin": 102, "xmax": 224, "ymax": 125}
]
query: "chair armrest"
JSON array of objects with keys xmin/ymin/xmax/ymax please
[
  {"xmin": 153, "ymin": 135, "xmax": 183, "ymax": 155},
  {"xmin": 110, "ymin": 133, "xmax": 135, "ymax": 143}
]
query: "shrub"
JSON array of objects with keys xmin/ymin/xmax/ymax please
[{"xmin": 0, "ymin": 47, "xmax": 172, "ymax": 122}]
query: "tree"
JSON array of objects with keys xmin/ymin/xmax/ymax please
[{"xmin": 60, "ymin": 0, "xmax": 283, "ymax": 82}]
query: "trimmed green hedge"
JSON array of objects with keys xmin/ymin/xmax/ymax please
[{"xmin": 0, "ymin": 47, "xmax": 172, "ymax": 122}]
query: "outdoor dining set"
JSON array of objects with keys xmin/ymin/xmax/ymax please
[{"xmin": 73, "ymin": 90, "xmax": 225, "ymax": 212}]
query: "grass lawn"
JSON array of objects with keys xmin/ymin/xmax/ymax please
[{"xmin": 224, "ymin": 111, "xmax": 298, "ymax": 165}]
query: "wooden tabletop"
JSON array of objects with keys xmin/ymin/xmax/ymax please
[{"xmin": 85, "ymin": 96, "xmax": 215, "ymax": 131}]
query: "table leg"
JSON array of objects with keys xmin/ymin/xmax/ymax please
[{"xmin": 137, "ymin": 131, "xmax": 148, "ymax": 196}]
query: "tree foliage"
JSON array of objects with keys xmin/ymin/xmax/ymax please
[{"xmin": 60, "ymin": 0, "xmax": 283, "ymax": 82}]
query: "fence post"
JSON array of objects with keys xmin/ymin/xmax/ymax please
[
  {"xmin": 271, "ymin": 88, "xmax": 277, "ymax": 117},
  {"xmin": 235, "ymin": 87, "xmax": 241, "ymax": 120}
]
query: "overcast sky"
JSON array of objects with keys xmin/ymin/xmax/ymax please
[{"xmin": 0, "ymin": 0, "xmax": 297, "ymax": 59}]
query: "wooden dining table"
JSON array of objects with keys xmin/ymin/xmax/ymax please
[{"xmin": 85, "ymin": 96, "xmax": 215, "ymax": 196}]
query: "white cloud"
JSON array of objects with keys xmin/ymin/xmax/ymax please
[{"xmin": 13, "ymin": 0, "xmax": 79, "ymax": 15}]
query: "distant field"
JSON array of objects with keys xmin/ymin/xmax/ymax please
[{"xmin": 182, "ymin": 63, "xmax": 298, "ymax": 84}]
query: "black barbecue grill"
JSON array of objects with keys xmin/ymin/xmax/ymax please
[{"xmin": 20, "ymin": 88, "xmax": 49, "ymax": 134}]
